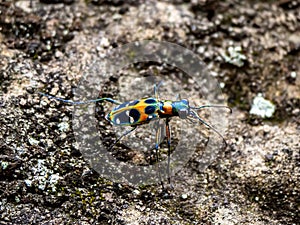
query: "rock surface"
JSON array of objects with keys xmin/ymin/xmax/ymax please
[{"xmin": 0, "ymin": 0, "xmax": 299, "ymax": 224}]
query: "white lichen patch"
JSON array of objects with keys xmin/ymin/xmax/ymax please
[
  {"xmin": 24, "ymin": 179, "xmax": 32, "ymax": 187},
  {"xmin": 16, "ymin": 146, "xmax": 26, "ymax": 155},
  {"xmin": 28, "ymin": 137, "xmax": 39, "ymax": 146},
  {"xmin": 58, "ymin": 121, "xmax": 70, "ymax": 132},
  {"xmin": 1, "ymin": 161, "xmax": 9, "ymax": 170},
  {"xmin": 221, "ymin": 46, "xmax": 247, "ymax": 67},
  {"xmin": 250, "ymin": 94, "xmax": 276, "ymax": 118},
  {"xmin": 49, "ymin": 174, "xmax": 61, "ymax": 192},
  {"xmin": 31, "ymin": 159, "xmax": 48, "ymax": 190},
  {"xmin": 25, "ymin": 159, "xmax": 60, "ymax": 192}
]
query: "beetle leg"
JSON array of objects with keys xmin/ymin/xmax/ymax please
[
  {"xmin": 153, "ymin": 119, "xmax": 164, "ymax": 189},
  {"xmin": 189, "ymin": 110, "xmax": 227, "ymax": 148},
  {"xmin": 109, "ymin": 126, "xmax": 137, "ymax": 151},
  {"xmin": 165, "ymin": 118, "xmax": 173, "ymax": 188},
  {"xmin": 154, "ymin": 81, "xmax": 163, "ymax": 100},
  {"xmin": 174, "ymin": 93, "xmax": 181, "ymax": 101}
]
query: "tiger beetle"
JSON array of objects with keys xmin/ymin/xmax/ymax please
[{"xmin": 39, "ymin": 82, "xmax": 231, "ymax": 188}]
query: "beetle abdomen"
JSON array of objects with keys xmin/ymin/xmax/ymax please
[{"xmin": 106, "ymin": 97, "xmax": 160, "ymax": 126}]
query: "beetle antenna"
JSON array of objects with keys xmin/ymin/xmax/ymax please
[
  {"xmin": 154, "ymin": 81, "xmax": 164, "ymax": 100},
  {"xmin": 190, "ymin": 105, "xmax": 232, "ymax": 113},
  {"xmin": 189, "ymin": 110, "xmax": 228, "ymax": 148},
  {"xmin": 38, "ymin": 92, "xmax": 122, "ymax": 105}
]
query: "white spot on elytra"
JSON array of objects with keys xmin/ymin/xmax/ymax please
[
  {"xmin": 126, "ymin": 110, "xmax": 130, "ymax": 116},
  {"xmin": 130, "ymin": 116, "xmax": 134, "ymax": 123},
  {"xmin": 116, "ymin": 118, "xmax": 121, "ymax": 124}
]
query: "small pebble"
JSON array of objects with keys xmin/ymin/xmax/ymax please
[
  {"xmin": 133, "ymin": 190, "xmax": 140, "ymax": 196},
  {"xmin": 290, "ymin": 71, "xmax": 297, "ymax": 78},
  {"xmin": 181, "ymin": 193, "xmax": 188, "ymax": 199}
]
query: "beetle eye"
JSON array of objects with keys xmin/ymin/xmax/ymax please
[{"xmin": 178, "ymin": 109, "xmax": 188, "ymax": 119}]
